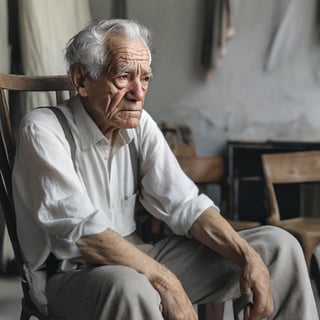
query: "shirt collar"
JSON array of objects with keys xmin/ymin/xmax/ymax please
[{"xmin": 68, "ymin": 95, "xmax": 134, "ymax": 150}]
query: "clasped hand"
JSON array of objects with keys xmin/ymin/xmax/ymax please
[
  {"xmin": 154, "ymin": 270, "xmax": 198, "ymax": 320},
  {"xmin": 239, "ymin": 250, "xmax": 274, "ymax": 320}
]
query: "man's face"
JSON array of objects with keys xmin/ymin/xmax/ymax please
[{"xmin": 79, "ymin": 35, "xmax": 152, "ymax": 138}]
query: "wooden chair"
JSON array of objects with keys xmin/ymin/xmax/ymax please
[
  {"xmin": 261, "ymin": 150, "xmax": 320, "ymax": 272},
  {"xmin": 0, "ymin": 73, "xmax": 75, "ymax": 320}
]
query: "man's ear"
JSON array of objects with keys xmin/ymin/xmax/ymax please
[{"xmin": 69, "ymin": 64, "xmax": 89, "ymax": 97}]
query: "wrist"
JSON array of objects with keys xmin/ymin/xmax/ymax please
[
  {"xmin": 237, "ymin": 239, "xmax": 259, "ymax": 268},
  {"xmin": 148, "ymin": 265, "xmax": 178, "ymax": 294}
]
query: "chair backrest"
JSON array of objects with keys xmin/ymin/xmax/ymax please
[
  {"xmin": 0, "ymin": 73, "xmax": 75, "ymax": 165},
  {"xmin": 0, "ymin": 73, "xmax": 75, "ymax": 313},
  {"xmin": 176, "ymin": 156, "xmax": 224, "ymax": 184},
  {"xmin": 158, "ymin": 122, "xmax": 224, "ymax": 184},
  {"xmin": 261, "ymin": 150, "xmax": 320, "ymax": 223}
]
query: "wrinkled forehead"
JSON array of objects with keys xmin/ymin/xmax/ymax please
[{"xmin": 107, "ymin": 35, "xmax": 151, "ymax": 65}]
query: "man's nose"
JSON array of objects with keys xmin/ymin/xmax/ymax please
[{"xmin": 127, "ymin": 79, "xmax": 145, "ymax": 101}]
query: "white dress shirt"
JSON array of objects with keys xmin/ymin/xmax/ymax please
[{"xmin": 12, "ymin": 94, "xmax": 217, "ymax": 279}]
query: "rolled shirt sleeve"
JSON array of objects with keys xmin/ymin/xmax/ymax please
[{"xmin": 138, "ymin": 111, "xmax": 220, "ymax": 236}]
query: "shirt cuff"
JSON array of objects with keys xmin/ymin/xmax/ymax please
[{"xmin": 168, "ymin": 193, "xmax": 219, "ymax": 236}]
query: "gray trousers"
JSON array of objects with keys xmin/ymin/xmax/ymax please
[{"xmin": 46, "ymin": 226, "xmax": 319, "ymax": 319}]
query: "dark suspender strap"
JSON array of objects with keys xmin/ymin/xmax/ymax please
[
  {"xmin": 44, "ymin": 107, "xmax": 76, "ymax": 277},
  {"xmin": 47, "ymin": 107, "xmax": 139, "ymax": 185},
  {"xmin": 128, "ymin": 138, "xmax": 140, "ymax": 192},
  {"xmin": 47, "ymin": 107, "xmax": 76, "ymax": 167},
  {"xmin": 43, "ymin": 107, "xmax": 140, "ymax": 276}
]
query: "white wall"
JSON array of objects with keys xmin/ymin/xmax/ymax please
[{"xmin": 90, "ymin": 0, "xmax": 320, "ymax": 155}]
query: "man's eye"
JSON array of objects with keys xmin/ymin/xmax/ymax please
[
  {"xmin": 141, "ymin": 74, "xmax": 152, "ymax": 84},
  {"xmin": 117, "ymin": 74, "xmax": 129, "ymax": 81},
  {"xmin": 143, "ymin": 76, "xmax": 151, "ymax": 82}
]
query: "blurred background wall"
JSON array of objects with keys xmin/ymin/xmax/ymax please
[
  {"xmin": 91, "ymin": 0, "xmax": 320, "ymax": 155},
  {"xmin": 2, "ymin": 0, "xmax": 320, "ymax": 155}
]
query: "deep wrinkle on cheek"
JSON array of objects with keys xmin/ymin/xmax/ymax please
[{"xmin": 106, "ymin": 89, "xmax": 127, "ymax": 118}]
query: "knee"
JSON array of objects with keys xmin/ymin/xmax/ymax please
[
  {"xmin": 115, "ymin": 267, "xmax": 152, "ymax": 294},
  {"xmin": 262, "ymin": 226, "xmax": 301, "ymax": 252},
  {"xmin": 106, "ymin": 266, "xmax": 160, "ymax": 305},
  {"xmin": 262, "ymin": 225, "xmax": 293, "ymax": 240},
  {"xmin": 244, "ymin": 226, "xmax": 304, "ymax": 264},
  {"xmin": 265, "ymin": 226, "xmax": 307, "ymax": 265},
  {"xmin": 89, "ymin": 266, "xmax": 163, "ymax": 319}
]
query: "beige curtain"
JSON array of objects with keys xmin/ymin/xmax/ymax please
[
  {"xmin": 18, "ymin": 0, "xmax": 91, "ymax": 108},
  {"xmin": 201, "ymin": 0, "xmax": 237, "ymax": 79},
  {"xmin": 0, "ymin": 0, "xmax": 10, "ymax": 73}
]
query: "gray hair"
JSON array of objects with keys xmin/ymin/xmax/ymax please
[{"xmin": 65, "ymin": 19, "xmax": 152, "ymax": 79}]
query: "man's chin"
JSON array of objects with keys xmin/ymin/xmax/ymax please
[
  {"xmin": 113, "ymin": 110, "xmax": 142, "ymax": 129},
  {"xmin": 118, "ymin": 118, "xmax": 141, "ymax": 129}
]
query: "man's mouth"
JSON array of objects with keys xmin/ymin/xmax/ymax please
[{"xmin": 118, "ymin": 110, "xmax": 141, "ymax": 119}]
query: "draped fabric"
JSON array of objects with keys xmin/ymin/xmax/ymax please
[
  {"xmin": 265, "ymin": 0, "xmax": 317, "ymax": 71},
  {"xmin": 201, "ymin": 0, "xmax": 235, "ymax": 79},
  {"xmin": 0, "ymin": 0, "xmax": 10, "ymax": 73},
  {"xmin": 112, "ymin": 0, "xmax": 127, "ymax": 19},
  {"xmin": 18, "ymin": 0, "xmax": 91, "ymax": 109}
]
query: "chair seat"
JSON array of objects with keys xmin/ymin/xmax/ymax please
[
  {"xmin": 277, "ymin": 217, "xmax": 320, "ymax": 236},
  {"xmin": 228, "ymin": 219, "xmax": 260, "ymax": 231},
  {"xmin": 273, "ymin": 217, "xmax": 320, "ymax": 271}
]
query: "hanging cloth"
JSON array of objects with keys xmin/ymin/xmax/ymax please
[
  {"xmin": 18, "ymin": 0, "xmax": 91, "ymax": 109},
  {"xmin": 265, "ymin": 0, "xmax": 317, "ymax": 71},
  {"xmin": 112, "ymin": 0, "xmax": 127, "ymax": 19},
  {"xmin": 0, "ymin": 0, "xmax": 10, "ymax": 73},
  {"xmin": 201, "ymin": 0, "xmax": 235, "ymax": 79},
  {"xmin": 201, "ymin": 0, "xmax": 222, "ymax": 71}
]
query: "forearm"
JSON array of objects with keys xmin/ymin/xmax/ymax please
[
  {"xmin": 76, "ymin": 228, "xmax": 177, "ymax": 293},
  {"xmin": 189, "ymin": 207, "xmax": 274, "ymax": 318},
  {"xmin": 189, "ymin": 207, "xmax": 259, "ymax": 267},
  {"xmin": 77, "ymin": 228, "xmax": 198, "ymax": 319}
]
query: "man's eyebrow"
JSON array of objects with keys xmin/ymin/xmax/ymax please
[
  {"xmin": 144, "ymin": 66, "xmax": 153, "ymax": 75},
  {"xmin": 114, "ymin": 64, "xmax": 153, "ymax": 75},
  {"xmin": 115, "ymin": 64, "xmax": 132, "ymax": 73}
]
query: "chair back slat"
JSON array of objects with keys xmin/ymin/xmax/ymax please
[
  {"xmin": 0, "ymin": 73, "xmax": 74, "ymax": 91},
  {"xmin": 262, "ymin": 151, "xmax": 320, "ymax": 184},
  {"xmin": 261, "ymin": 150, "xmax": 320, "ymax": 223}
]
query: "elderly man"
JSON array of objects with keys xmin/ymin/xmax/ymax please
[{"xmin": 12, "ymin": 19, "xmax": 319, "ymax": 320}]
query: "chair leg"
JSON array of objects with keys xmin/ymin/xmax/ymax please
[
  {"xmin": 198, "ymin": 302, "xmax": 224, "ymax": 320},
  {"xmin": 20, "ymin": 308, "xmax": 31, "ymax": 320},
  {"xmin": 311, "ymin": 253, "xmax": 320, "ymax": 296}
]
